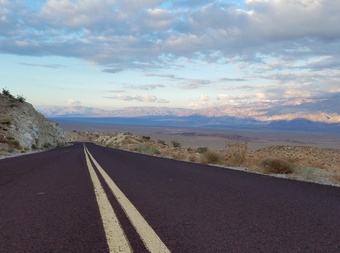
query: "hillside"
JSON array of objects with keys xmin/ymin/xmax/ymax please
[{"xmin": 0, "ymin": 90, "xmax": 66, "ymax": 157}]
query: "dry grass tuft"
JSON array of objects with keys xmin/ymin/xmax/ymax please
[
  {"xmin": 188, "ymin": 154, "xmax": 197, "ymax": 163},
  {"xmin": 204, "ymin": 151, "xmax": 222, "ymax": 164},
  {"xmin": 261, "ymin": 158, "xmax": 294, "ymax": 174},
  {"xmin": 199, "ymin": 157, "xmax": 208, "ymax": 165},
  {"xmin": 225, "ymin": 141, "xmax": 248, "ymax": 166},
  {"xmin": 137, "ymin": 144, "xmax": 160, "ymax": 156}
]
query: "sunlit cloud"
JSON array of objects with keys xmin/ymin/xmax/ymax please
[
  {"xmin": 124, "ymin": 84, "xmax": 165, "ymax": 90},
  {"xmin": 104, "ymin": 94, "xmax": 169, "ymax": 104},
  {"xmin": 66, "ymin": 99, "xmax": 81, "ymax": 106}
]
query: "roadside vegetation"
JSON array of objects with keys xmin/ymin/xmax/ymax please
[
  {"xmin": 1, "ymin": 88, "xmax": 26, "ymax": 103},
  {"xmin": 261, "ymin": 158, "xmax": 294, "ymax": 174},
  {"xmin": 66, "ymin": 130, "xmax": 340, "ymax": 186}
]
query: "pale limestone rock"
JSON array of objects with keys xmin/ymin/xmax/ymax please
[{"xmin": 0, "ymin": 94, "xmax": 66, "ymax": 151}]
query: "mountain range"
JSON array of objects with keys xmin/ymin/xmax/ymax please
[{"xmin": 37, "ymin": 97, "xmax": 340, "ymax": 132}]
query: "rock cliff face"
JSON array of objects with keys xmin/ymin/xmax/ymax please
[{"xmin": 0, "ymin": 93, "xmax": 66, "ymax": 156}]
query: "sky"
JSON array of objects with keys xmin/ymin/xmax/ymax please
[{"xmin": 1, "ymin": 0, "xmax": 340, "ymax": 109}]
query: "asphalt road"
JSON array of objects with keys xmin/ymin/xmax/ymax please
[{"xmin": 1, "ymin": 142, "xmax": 339, "ymax": 252}]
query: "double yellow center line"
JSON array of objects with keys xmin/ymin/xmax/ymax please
[{"xmin": 84, "ymin": 145, "xmax": 170, "ymax": 253}]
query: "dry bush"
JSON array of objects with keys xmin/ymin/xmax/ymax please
[
  {"xmin": 196, "ymin": 147, "xmax": 208, "ymax": 154},
  {"xmin": 0, "ymin": 117, "xmax": 11, "ymax": 125},
  {"xmin": 199, "ymin": 157, "xmax": 207, "ymax": 165},
  {"xmin": 204, "ymin": 151, "xmax": 222, "ymax": 164},
  {"xmin": 225, "ymin": 141, "xmax": 248, "ymax": 166},
  {"xmin": 188, "ymin": 154, "xmax": 197, "ymax": 163},
  {"xmin": 157, "ymin": 139, "xmax": 166, "ymax": 145},
  {"xmin": 261, "ymin": 158, "xmax": 294, "ymax": 174},
  {"xmin": 43, "ymin": 143, "xmax": 52, "ymax": 149},
  {"xmin": 171, "ymin": 140, "xmax": 181, "ymax": 148},
  {"xmin": 122, "ymin": 138, "xmax": 137, "ymax": 145},
  {"xmin": 7, "ymin": 139, "xmax": 20, "ymax": 149},
  {"xmin": 137, "ymin": 144, "xmax": 159, "ymax": 156},
  {"xmin": 162, "ymin": 148, "xmax": 172, "ymax": 158},
  {"xmin": 172, "ymin": 151, "xmax": 186, "ymax": 160},
  {"xmin": 179, "ymin": 152, "xmax": 185, "ymax": 159},
  {"xmin": 22, "ymin": 146, "xmax": 30, "ymax": 151},
  {"xmin": 0, "ymin": 150, "xmax": 11, "ymax": 157}
]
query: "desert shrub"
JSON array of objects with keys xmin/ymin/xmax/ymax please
[
  {"xmin": 261, "ymin": 158, "xmax": 294, "ymax": 174},
  {"xmin": 171, "ymin": 140, "xmax": 181, "ymax": 148},
  {"xmin": 0, "ymin": 118, "xmax": 11, "ymax": 125},
  {"xmin": 122, "ymin": 138, "xmax": 136, "ymax": 145},
  {"xmin": 157, "ymin": 139, "xmax": 166, "ymax": 145},
  {"xmin": 172, "ymin": 151, "xmax": 186, "ymax": 160},
  {"xmin": 7, "ymin": 148, "xmax": 15, "ymax": 153},
  {"xmin": 189, "ymin": 154, "xmax": 197, "ymax": 162},
  {"xmin": 57, "ymin": 142, "xmax": 65, "ymax": 148},
  {"xmin": 196, "ymin": 147, "xmax": 208, "ymax": 154},
  {"xmin": 16, "ymin": 95, "xmax": 26, "ymax": 103},
  {"xmin": 2, "ymin": 88, "xmax": 14, "ymax": 98},
  {"xmin": 43, "ymin": 143, "xmax": 52, "ymax": 149},
  {"xmin": 142, "ymin": 136, "xmax": 151, "ymax": 140},
  {"xmin": 7, "ymin": 139, "xmax": 20, "ymax": 149},
  {"xmin": 137, "ymin": 144, "xmax": 159, "ymax": 156},
  {"xmin": 31, "ymin": 144, "xmax": 37, "ymax": 150},
  {"xmin": 204, "ymin": 151, "xmax": 222, "ymax": 164},
  {"xmin": 225, "ymin": 141, "xmax": 248, "ymax": 166},
  {"xmin": 199, "ymin": 157, "xmax": 208, "ymax": 165}
]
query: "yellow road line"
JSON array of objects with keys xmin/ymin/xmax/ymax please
[
  {"xmin": 84, "ymin": 146, "xmax": 132, "ymax": 253},
  {"xmin": 85, "ymin": 146, "xmax": 171, "ymax": 253}
]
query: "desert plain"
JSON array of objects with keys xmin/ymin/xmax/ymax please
[{"xmin": 59, "ymin": 122, "xmax": 340, "ymax": 150}]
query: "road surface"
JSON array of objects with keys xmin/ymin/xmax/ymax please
[{"xmin": 1, "ymin": 142, "xmax": 339, "ymax": 252}]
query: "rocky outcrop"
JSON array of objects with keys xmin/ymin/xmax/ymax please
[{"xmin": 0, "ymin": 93, "xmax": 66, "ymax": 155}]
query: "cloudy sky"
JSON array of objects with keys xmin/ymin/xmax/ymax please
[{"xmin": 1, "ymin": 0, "xmax": 340, "ymax": 109}]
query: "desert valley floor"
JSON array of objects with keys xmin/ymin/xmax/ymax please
[{"xmin": 58, "ymin": 122, "xmax": 340, "ymax": 151}]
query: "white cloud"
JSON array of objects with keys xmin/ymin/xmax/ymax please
[
  {"xmin": 105, "ymin": 94, "xmax": 169, "ymax": 104},
  {"xmin": 188, "ymin": 94, "xmax": 211, "ymax": 108},
  {"xmin": 2, "ymin": 0, "xmax": 340, "ymax": 68},
  {"xmin": 124, "ymin": 84, "xmax": 165, "ymax": 90},
  {"xmin": 1, "ymin": 0, "xmax": 340, "ymax": 104},
  {"xmin": 66, "ymin": 99, "xmax": 81, "ymax": 106},
  {"xmin": 217, "ymin": 93, "xmax": 255, "ymax": 104},
  {"xmin": 245, "ymin": 0, "xmax": 340, "ymax": 40}
]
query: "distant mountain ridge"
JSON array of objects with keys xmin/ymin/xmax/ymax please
[
  {"xmin": 36, "ymin": 97, "xmax": 340, "ymax": 132},
  {"xmin": 37, "ymin": 97, "xmax": 340, "ymax": 124}
]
